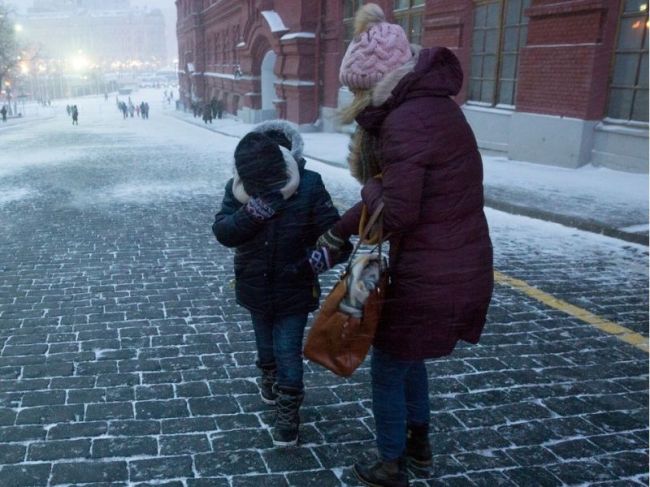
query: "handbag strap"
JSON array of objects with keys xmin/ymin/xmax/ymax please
[{"xmin": 346, "ymin": 202, "xmax": 385, "ymax": 272}]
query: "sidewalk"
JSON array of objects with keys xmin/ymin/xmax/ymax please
[
  {"xmin": 168, "ymin": 110, "xmax": 649, "ymax": 245},
  {"xmin": 0, "ymin": 105, "xmax": 57, "ymax": 132}
]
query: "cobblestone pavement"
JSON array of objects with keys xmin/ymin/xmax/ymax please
[{"xmin": 0, "ymin": 94, "xmax": 647, "ymax": 486}]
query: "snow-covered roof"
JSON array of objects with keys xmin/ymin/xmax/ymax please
[
  {"xmin": 261, "ymin": 10, "xmax": 288, "ymax": 33},
  {"xmin": 280, "ymin": 32, "xmax": 315, "ymax": 41},
  {"xmin": 274, "ymin": 79, "xmax": 315, "ymax": 87}
]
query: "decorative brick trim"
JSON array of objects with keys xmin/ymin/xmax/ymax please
[
  {"xmin": 525, "ymin": 0, "xmax": 607, "ymax": 18},
  {"xmin": 425, "ymin": 16, "xmax": 463, "ymax": 30}
]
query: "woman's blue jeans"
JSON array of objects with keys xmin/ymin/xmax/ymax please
[
  {"xmin": 250, "ymin": 312, "xmax": 308, "ymax": 392},
  {"xmin": 372, "ymin": 348, "xmax": 430, "ymax": 461}
]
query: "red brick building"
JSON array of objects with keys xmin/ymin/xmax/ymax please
[{"xmin": 177, "ymin": 0, "xmax": 648, "ymax": 171}]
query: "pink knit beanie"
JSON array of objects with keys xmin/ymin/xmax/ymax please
[{"xmin": 339, "ymin": 3, "xmax": 412, "ymax": 91}]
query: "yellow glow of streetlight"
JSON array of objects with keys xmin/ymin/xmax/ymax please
[
  {"xmin": 14, "ymin": 23, "xmax": 23, "ymax": 33},
  {"xmin": 69, "ymin": 53, "xmax": 91, "ymax": 72},
  {"xmin": 19, "ymin": 62, "xmax": 29, "ymax": 75}
]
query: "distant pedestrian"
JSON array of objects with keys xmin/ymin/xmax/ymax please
[
  {"xmin": 71, "ymin": 105, "xmax": 79, "ymax": 125},
  {"xmin": 135, "ymin": 105, "xmax": 141, "ymax": 117},
  {"xmin": 202, "ymin": 104, "xmax": 213, "ymax": 124},
  {"xmin": 210, "ymin": 97, "xmax": 218, "ymax": 119},
  {"xmin": 66, "ymin": 105, "xmax": 71, "ymax": 116},
  {"xmin": 216, "ymin": 99, "xmax": 224, "ymax": 119},
  {"xmin": 129, "ymin": 104, "xmax": 135, "ymax": 118},
  {"xmin": 212, "ymin": 121, "xmax": 350, "ymax": 447},
  {"xmin": 143, "ymin": 102, "xmax": 150, "ymax": 119},
  {"xmin": 1, "ymin": 105, "xmax": 7, "ymax": 122}
]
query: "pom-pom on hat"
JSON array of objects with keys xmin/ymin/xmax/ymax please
[
  {"xmin": 339, "ymin": 3, "xmax": 412, "ymax": 91},
  {"xmin": 234, "ymin": 132, "xmax": 287, "ymax": 196}
]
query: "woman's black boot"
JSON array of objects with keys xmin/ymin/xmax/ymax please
[
  {"xmin": 353, "ymin": 458, "xmax": 409, "ymax": 487},
  {"xmin": 405, "ymin": 423, "xmax": 432, "ymax": 467}
]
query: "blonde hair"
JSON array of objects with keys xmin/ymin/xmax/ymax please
[
  {"xmin": 354, "ymin": 3, "xmax": 385, "ymax": 36},
  {"xmin": 338, "ymin": 90, "xmax": 372, "ymax": 125}
]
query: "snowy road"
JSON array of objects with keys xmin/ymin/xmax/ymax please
[{"xmin": 0, "ymin": 90, "xmax": 647, "ymax": 486}]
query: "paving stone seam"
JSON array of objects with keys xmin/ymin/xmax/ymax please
[{"xmin": 494, "ymin": 271, "xmax": 649, "ymax": 353}]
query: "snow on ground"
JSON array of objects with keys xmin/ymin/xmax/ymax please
[
  {"xmin": 483, "ymin": 156, "xmax": 649, "ymax": 230},
  {"xmin": 169, "ymin": 108, "xmax": 648, "ymax": 232},
  {"xmin": 302, "ymin": 131, "xmax": 352, "ymax": 164},
  {"xmin": 0, "ymin": 187, "xmax": 34, "ymax": 205},
  {"xmin": 1, "ymin": 88, "xmax": 645, "ymax": 265},
  {"xmin": 102, "ymin": 180, "xmax": 220, "ymax": 203},
  {"xmin": 484, "ymin": 156, "xmax": 648, "ymax": 206},
  {"xmin": 0, "ymin": 146, "xmax": 83, "ymax": 178},
  {"xmin": 304, "ymin": 155, "xmax": 648, "ymax": 273}
]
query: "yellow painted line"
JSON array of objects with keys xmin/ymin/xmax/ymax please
[{"xmin": 494, "ymin": 271, "xmax": 649, "ymax": 353}]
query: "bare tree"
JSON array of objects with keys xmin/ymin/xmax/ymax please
[{"xmin": 0, "ymin": 5, "xmax": 18, "ymax": 90}]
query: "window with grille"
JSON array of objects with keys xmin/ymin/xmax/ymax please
[
  {"xmin": 343, "ymin": 0, "xmax": 364, "ymax": 51},
  {"xmin": 393, "ymin": 0, "xmax": 425, "ymax": 45},
  {"xmin": 469, "ymin": 0, "xmax": 531, "ymax": 106},
  {"xmin": 607, "ymin": 0, "xmax": 648, "ymax": 122}
]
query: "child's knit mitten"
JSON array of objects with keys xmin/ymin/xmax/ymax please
[
  {"xmin": 308, "ymin": 247, "xmax": 334, "ymax": 274},
  {"xmin": 244, "ymin": 191, "xmax": 284, "ymax": 221}
]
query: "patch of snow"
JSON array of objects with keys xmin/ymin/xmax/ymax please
[
  {"xmin": 102, "ymin": 181, "xmax": 218, "ymax": 203},
  {"xmin": 281, "ymin": 32, "xmax": 316, "ymax": 40},
  {"xmin": 261, "ymin": 10, "xmax": 289, "ymax": 33},
  {"xmin": 93, "ymin": 348, "xmax": 112, "ymax": 359},
  {"xmin": 620, "ymin": 223, "xmax": 650, "ymax": 233},
  {"xmin": 484, "ymin": 156, "xmax": 648, "ymax": 209},
  {"xmin": 275, "ymin": 79, "xmax": 315, "ymax": 87},
  {"xmin": 0, "ymin": 188, "xmax": 34, "ymax": 204}
]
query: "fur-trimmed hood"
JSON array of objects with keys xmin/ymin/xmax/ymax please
[
  {"xmin": 252, "ymin": 119, "xmax": 305, "ymax": 162},
  {"xmin": 345, "ymin": 46, "xmax": 464, "ymax": 183},
  {"xmin": 373, "ymin": 46, "xmax": 462, "ymax": 107},
  {"xmin": 357, "ymin": 47, "xmax": 463, "ymax": 133},
  {"xmin": 232, "ymin": 145, "xmax": 301, "ymax": 204}
]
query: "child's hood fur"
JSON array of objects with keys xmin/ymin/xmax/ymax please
[
  {"xmin": 232, "ymin": 146, "xmax": 300, "ymax": 204},
  {"xmin": 252, "ymin": 119, "xmax": 304, "ymax": 161}
]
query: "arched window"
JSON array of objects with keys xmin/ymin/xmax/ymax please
[
  {"xmin": 469, "ymin": 0, "xmax": 531, "ymax": 106},
  {"xmin": 607, "ymin": 0, "xmax": 648, "ymax": 122},
  {"xmin": 343, "ymin": 0, "xmax": 364, "ymax": 50},
  {"xmin": 393, "ymin": 0, "xmax": 425, "ymax": 45}
]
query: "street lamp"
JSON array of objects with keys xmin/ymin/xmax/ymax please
[{"xmin": 14, "ymin": 23, "xmax": 23, "ymax": 33}]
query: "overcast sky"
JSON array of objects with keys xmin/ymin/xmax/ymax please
[{"xmin": 7, "ymin": 0, "xmax": 178, "ymax": 61}]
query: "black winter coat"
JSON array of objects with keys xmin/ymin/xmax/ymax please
[{"xmin": 212, "ymin": 166, "xmax": 341, "ymax": 317}]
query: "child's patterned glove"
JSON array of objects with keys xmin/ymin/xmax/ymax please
[
  {"xmin": 244, "ymin": 192, "xmax": 284, "ymax": 221},
  {"xmin": 308, "ymin": 246, "xmax": 335, "ymax": 274}
]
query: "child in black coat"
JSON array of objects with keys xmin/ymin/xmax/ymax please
[{"xmin": 213, "ymin": 120, "xmax": 350, "ymax": 446}]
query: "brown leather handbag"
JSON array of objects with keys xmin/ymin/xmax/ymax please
[{"xmin": 304, "ymin": 203, "xmax": 388, "ymax": 377}]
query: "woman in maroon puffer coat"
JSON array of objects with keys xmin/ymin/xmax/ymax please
[{"xmin": 317, "ymin": 4, "xmax": 494, "ymax": 486}]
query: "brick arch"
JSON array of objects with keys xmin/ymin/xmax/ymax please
[{"xmin": 248, "ymin": 32, "xmax": 275, "ymax": 77}]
